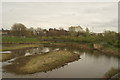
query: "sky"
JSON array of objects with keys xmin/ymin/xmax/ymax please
[{"xmin": 2, "ymin": 2, "xmax": 118, "ymax": 33}]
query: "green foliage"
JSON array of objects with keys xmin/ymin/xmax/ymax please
[
  {"xmin": 40, "ymin": 35, "xmax": 94, "ymax": 44},
  {"xmin": 11, "ymin": 23, "xmax": 33, "ymax": 37},
  {"xmin": 68, "ymin": 26, "xmax": 84, "ymax": 36},
  {"xmin": 2, "ymin": 36, "xmax": 39, "ymax": 43},
  {"xmin": 104, "ymin": 68, "xmax": 119, "ymax": 78},
  {"xmin": 3, "ymin": 23, "xmax": 120, "ymax": 49},
  {"xmin": 103, "ymin": 31, "xmax": 119, "ymax": 48},
  {"xmin": 40, "ymin": 30, "xmax": 120, "ymax": 52}
]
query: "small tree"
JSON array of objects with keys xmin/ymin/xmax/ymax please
[
  {"xmin": 103, "ymin": 30, "xmax": 118, "ymax": 46},
  {"xmin": 11, "ymin": 23, "xmax": 28, "ymax": 37},
  {"xmin": 69, "ymin": 26, "xmax": 77, "ymax": 36},
  {"xmin": 85, "ymin": 28, "xmax": 90, "ymax": 34},
  {"xmin": 69, "ymin": 26, "xmax": 84, "ymax": 37}
]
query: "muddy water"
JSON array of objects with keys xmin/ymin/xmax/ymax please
[{"xmin": 1, "ymin": 46, "xmax": 118, "ymax": 78}]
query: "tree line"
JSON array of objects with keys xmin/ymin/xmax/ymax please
[
  {"xmin": 2, "ymin": 23, "xmax": 120, "ymax": 48},
  {"xmin": 2, "ymin": 23, "xmax": 91, "ymax": 37}
]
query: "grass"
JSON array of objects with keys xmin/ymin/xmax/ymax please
[
  {"xmin": 39, "ymin": 36, "xmax": 95, "ymax": 44},
  {"xmin": 0, "ymin": 53, "xmax": 14, "ymax": 62},
  {"xmin": 2, "ymin": 36, "xmax": 39, "ymax": 43},
  {"xmin": 2, "ymin": 36, "xmax": 119, "ymax": 56},
  {"xmin": 3, "ymin": 50, "xmax": 80, "ymax": 74},
  {"xmin": 41, "ymin": 42, "xmax": 92, "ymax": 49},
  {"xmin": 41, "ymin": 41, "xmax": 120, "ymax": 57},
  {"xmin": 1, "ymin": 44, "xmax": 40, "ymax": 51},
  {"xmin": 99, "ymin": 44, "xmax": 120, "ymax": 57},
  {"xmin": 104, "ymin": 68, "xmax": 119, "ymax": 78},
  {"xmin": 1, "ymin": 44, "xmax": 41, "ymax": 61}
]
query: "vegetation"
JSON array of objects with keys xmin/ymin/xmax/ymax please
[
  {"xmin": 39, "ymin": 33, "xmax": 119, "ymax": 56},
  {"xmin": 0, "ymin": 53, "xmax": 14, "ymax": 61},
  {"xmin": 1, "ymin": 23, "xmax": 120, "ymax": 77},
  {"xmin": 1, "ymin": 23, "xmax": 120, "ymax": 56},
  {"xmin": 2, "ymin": 36, "xmax": 39, "ymax": 44},
  {"xmin": 11, "ymin": 23, "xmax": 31, "ymax": 37},
  {"xmin": 104, "ymin": 68, "xmax": 119, "ymax": 78},
  {"xmin": 1, "ymin": 44, "xmax": 40, "ymax": 51},
  {"xmin": 3, "ymin": 50, "xmax": 80, "ymax": 74}
]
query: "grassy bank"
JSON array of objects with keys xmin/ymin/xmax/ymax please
[
  {"xmin": 0, "ymin": 53, "xmax": 14, "ymax": 61},
  {"xmin": 2, "ymin": 36, "xmax": 39, "ymax": 44},
  {"xmin": 97, "ymin": 45, "xmax": 119, "ymax": 57},
  {"xmin": 2, "ymin": 36, "xmax": 119, "ymax": 56},
  {"xmin": 1, "ymin": 44, "xmax": 40, "ymax": 51},
  {"xmin": 1, "ymin": 44, "xmax": 41, "ymax": 61},
  {"xmin": 42, "ymin": 42, "xmax": 92, "ymax": 50},
  {"xmin": 104, "ymin": 68, "xmax": 119, "ymax": 79},
  {"xmin": 41, "ymin": 42, "xmax": 119, "ymax": 57},
  {"xmin": 3, "ymin": 50, "xmax": 80, "ymax": 74}
]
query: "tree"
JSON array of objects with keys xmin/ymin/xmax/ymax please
[
  {"xmin": 103, "ymin": 30, "xmax": 118, "ymax": 46},
  {"xmin": 28, "ymin": 27, "xmax": 35, "ymax": 36},
  {"xmin": 35, "ymin": 27, "xmax": 45, "ymax": 36},
  {"xmin": 59, "ymin": 27, "xmax": 64, "ymax": 30},
  {"xmin": 84, "ymin": 27, "xmax": 90, "ymax": 37},
  {"xmin": 85, "ymin": 27, "xmax": 90, "ymax": 33},
  {"xmin": 11, "ymin": 23, "xmax": 28, "ymax": 37},
  {"xmin": 57, "ymin": 27, "xmax": 68, "ymax": 36},
  {"xmin": 69, "ymin": 26, "xmax": 84, "ymax": 36}
]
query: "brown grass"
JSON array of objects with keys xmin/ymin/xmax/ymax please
[
  {"xmin": 104, "ymin": 68, "xmax": 119, "ymax": 78},
  {"xmin": 1, "ymin": 44, "xmax": 40, "ymax": 51},
  {"xmin": 0, "ymin": 53, "xmax": 14, "ymax": 62},
  {"xmin": 3, "ymin": 50, "xmax": 80, "ymax": 74}
]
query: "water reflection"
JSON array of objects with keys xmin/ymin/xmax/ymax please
[
  {"xmin": 10, "ymin": 47, "xmax": 51, "ymax": 57},
  {"xmin": 0, "ymin": 51, "xmax": 11, "ymax": 53}
]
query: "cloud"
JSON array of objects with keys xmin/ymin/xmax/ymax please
[{"xmin": 2, "ymin": 2, "xmax": 118, "ymax": 33}]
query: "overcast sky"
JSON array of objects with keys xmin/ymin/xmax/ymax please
[{"xmin": 2, "ymin": 2, "xmax": 118, "ymax": 33}]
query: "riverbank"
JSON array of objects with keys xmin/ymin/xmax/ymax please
[
  {"xmin": 41, "ymin": 42, "xmax": 120, "ymax": 57},
  {"xmin": 104, "ymin": 68, "xmax": 119, "ymax": 79},
  {"xmin": 1, "ymin": 36, "xmax": 119, "ymax": 56},
  {"xmin": 0, "ymin": 53, "xmax": 14, "ymax": 61},
  {"xmin": 3, "ymin": 50, "xmax": 80, "ymax": 74},
  {"xmin": 1, "ymin": 44, "xmax": 41, "ymax": 61},
  {"xmin": 1, "ymin": 44, "xmax": 40, "ymax": 51}
]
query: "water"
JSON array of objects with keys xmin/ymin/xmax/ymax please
[
  {"xmin": 2, "ymin": 46, "xmax": 118, "ymax": 78},
  {"xmin": 0, "ymin": 51, "xmax": 11, "ymax": 53}
]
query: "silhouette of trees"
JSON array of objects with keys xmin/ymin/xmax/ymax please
[{"xmin": 46, "ymin": 28, "xmax": 68, "ymax": 36}]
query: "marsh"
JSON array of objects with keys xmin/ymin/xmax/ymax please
[{"xmin": 1, "ymin": 44, "xmax": 118, "ymax": 78}]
